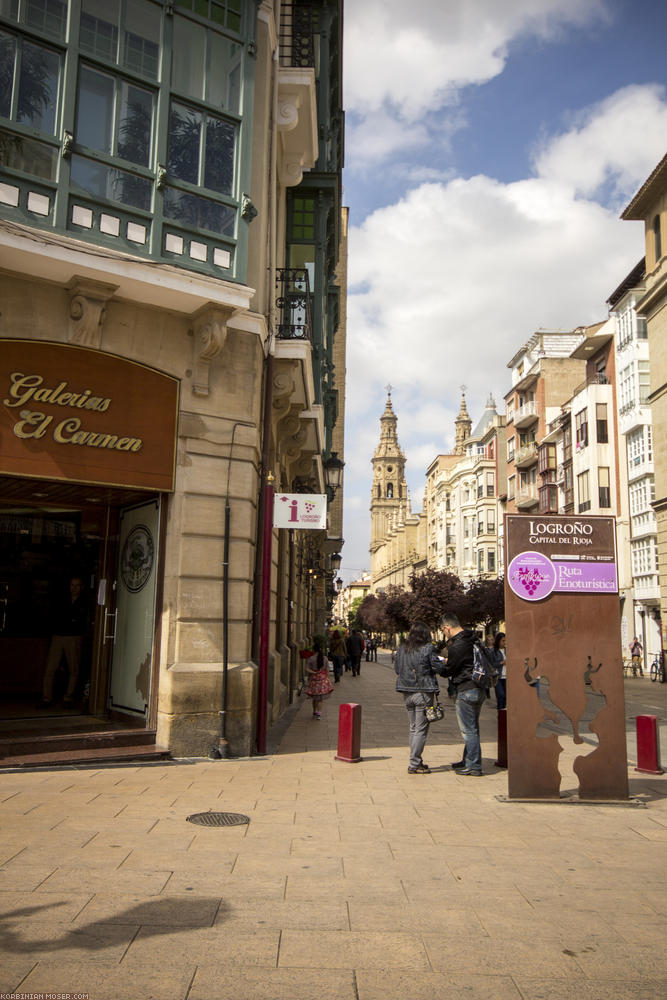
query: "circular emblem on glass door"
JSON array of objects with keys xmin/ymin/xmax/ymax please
[{"xmin": 120, "ymin": 524, "xmax": 155, "ymax": 592}]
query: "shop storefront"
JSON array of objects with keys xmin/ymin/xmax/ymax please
[{"xmin": 0, "ymin": 339, "xmax": 179, "ymax": 760}]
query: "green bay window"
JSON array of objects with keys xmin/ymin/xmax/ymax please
[{"xmin": 0, "ymin": 0, "xmax": 254, "ymax": 280}]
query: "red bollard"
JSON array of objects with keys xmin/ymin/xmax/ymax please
[
  {"xmin": 636, "ymin": 715, "xmax": 664, "ymax": 774},
  {"xmin": 335, "ymin": 703, "xmax": 362, "ymax": 763},
  {"xmin": 495, "ymin": 708, "xmax": 507, "ymax": 768}
]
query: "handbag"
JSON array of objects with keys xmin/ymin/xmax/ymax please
[
  {"xmin": 416, "ymin": 650, "xmax": 444, "ymax": 722},
  {"xmin": 425, "ymin": 699, "xmax": 444, "ymax": 722}
]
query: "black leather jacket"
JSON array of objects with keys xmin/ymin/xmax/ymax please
[
  {"xmin": 394, "ymin": 642, "xmax": 444, "ymax": 693},
  {"xmin": 441, "ymin": 628, "xmax": 476, "ymax": 692}
]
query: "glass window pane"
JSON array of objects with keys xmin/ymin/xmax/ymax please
[
  {"xmin": 71, "ymin": 153, "xmax": 152, "ymax": 210},
  {"xmin": 0, "ymin": 0, "xmax": 19, "ymax": 21},
  {"xmin": 163, "ymin": 186, "xmax": 235, "ymax": 236},
  {"xmin": 0, "ymin": 127, "xmax": 58, "ymax": 178},
  {"xmin": 18, "ymin": 41, "xmax": 59, "ymax": 134},
  {"xmin": 0, "ymin": 32, "xmax": 16, "ymax": 119},
  {"xmin": 123, "ymin": 0, "xmax": 160, "ymax": 80},
  {"xmin": 76, "ymin": 66, "xmax": 114, "ymax": 153},
  {"xmin": 25, "ymin": 0, "xmax": 67, "ymax": 41},
  {"xmin": 117, "ymin": 82, "xmax": 152, "ymax": 165},
  {"xmin": 207, "ymin": 34, "xmax": 242, "ymax": 112},
  {"xmin": 172, "ymin": 16, "xmax": 205, "ymax": 100},
  {"xmin": 80, "ymin": 0, "xmax": 120, "ymax": 62},
  {"xmin": 168, "ymin": 102, "xmax": 201, "ymax": 184},
  {"xmin": 204, "ymin": 115, "xmax": 234, "ymax": 194}
]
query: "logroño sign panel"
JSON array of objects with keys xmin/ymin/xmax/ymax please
[
  {"xmin": 504, "ymin": 514, "xmax": 628, "ymax": 801},
  {"xmin": 0, "ymin": 340, "xmax": 179, "ymax": 492},
  {"xmin": 273, "ymin": 493, "xmax": 327, "ymax": 530}
]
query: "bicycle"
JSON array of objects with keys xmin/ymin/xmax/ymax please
[
  {"xmin": 649, "ymin": 651, "xmax": 667, "ymax": 683},
  {"xmin": 623, "ymin": 656, "xmax": 642, "ymax": 678}
]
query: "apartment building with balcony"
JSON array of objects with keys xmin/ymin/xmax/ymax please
[
  {"xmin": 0, "ymin": 0, "xmax": 346, "ymax": 761},
  {"xmin": 504, "ymin": 330, "xmax": 586, "ymax": 515},
  {"xmin": 622, "ymin": 155, "xmax": 667, "ymax": 655},
  {"xmin": 607, "ymin": 258, "xmax": 660, "ymax": 661},
  {"xmin": 423, "ymin": 394, "xmax": 506, "ymax": 585}
]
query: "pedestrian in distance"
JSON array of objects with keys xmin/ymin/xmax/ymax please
[
  {"xmin": 629, "ymin": 636, "xmax": 643, "ymax": 677},
  {"xmin": 303, "ymin": 639, "xmax": 334, "ymax": 718},
  {"xmin": 394, "ymin": 621, "xmax": 446, "ymax": 774},
  {"xmin": 328, "ymin": 629, "xmax": 347, "ymax": 683},
  {"xmin": 493, "ymin": 632, "xmax": 507, "ymax": 710},
  {"xmin": 347, "ymin": 628, "xmax": 364, "ymax": 675},
  {"xmin": 440, "ymin": 612, "xmax": 485, "ymax": 776},
  {"xmin": 369, "ymin": 635, "xmax": 378, "ymax": 661}
]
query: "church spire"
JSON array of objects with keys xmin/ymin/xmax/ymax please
[{"xmin": 454, "ymin": 387, "xmax": 472, "ymax": 455}]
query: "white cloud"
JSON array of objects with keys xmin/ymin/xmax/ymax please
[
  {"xmin": 341, "ymin": 83, "xmax": 665, "ymax": 576},
  {"xmin": 344, "ymin": 0, "xmax": 609, "ymax": 166},
  {"xmin": 533, "ymin": 84, "xmax": 667, "ymax": 201}
]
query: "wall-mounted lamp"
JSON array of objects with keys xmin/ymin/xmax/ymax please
[
  {"xmin": 323, "ymin": 452, "xmax": 344, "ymax": 493},
  {"xmin": 330, "ymin": 552, "xmax": 342, "ymax": 572}
]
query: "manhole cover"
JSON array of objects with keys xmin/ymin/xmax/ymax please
[{"xmin": 186, "ymin": 811, "xmax": 250, "ymax": 827}]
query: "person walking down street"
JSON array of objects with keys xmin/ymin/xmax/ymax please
[
  {"xmin": 303, "ymin": 639, "xmax": 334, "ymax": 718},
  {"xmin": 347, "ymin": 629, "xmax": 364, "ymax": 676},
  {"xmin": 394, "ymin": 622, "xmax": 445, "ymax": 774},
  {"xmin": 493, "ymin": 632, "xmax": 507, "ymax": 710},
  {"xmin": 369, "ymin": 636, "xmax": 378, "ymax": 661},
  {"xmin": 328, "ymin": 629, "xmax": 347, "ymax": 683},
  {"xmin": 440, "ymin": 613, "xmax": 485, "ymax": 776},
  {"xmin": 630, "ymin": 636, "xmax": 643, "ymax": 676}
]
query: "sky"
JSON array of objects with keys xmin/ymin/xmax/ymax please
[{"xmin": 338, "ymin": 0, "xmax": 667, "ymax": 585}]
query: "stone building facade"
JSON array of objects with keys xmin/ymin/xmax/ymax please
[
  {"xmin": 622, "ymin": 154, "xmax": 667, "ymax": 653},
  {"xmin": 0, "ymin": 0, "xmax": 346, "ymax": 762}
]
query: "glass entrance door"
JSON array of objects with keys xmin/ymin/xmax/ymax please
[{"xmin": 108, "ymin": 499, "xmax": 160, "ymax": 717}]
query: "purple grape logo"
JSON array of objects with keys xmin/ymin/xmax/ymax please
[{"xmin": 508, "ymin": 551, "xmax": 557, "ymax": 602}]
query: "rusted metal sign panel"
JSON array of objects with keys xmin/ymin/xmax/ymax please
[{"xmin": 505, "ymin": 514, "xmax": 628, "ymax": 800}]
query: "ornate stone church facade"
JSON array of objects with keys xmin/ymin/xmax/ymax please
[{"xmin": 369, "ymin": 391, "xmax": 506, "ymax": 593}]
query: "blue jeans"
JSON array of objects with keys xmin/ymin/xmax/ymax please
[
  {"xmin": 403, "ymin": 691, "xmax": 431, "ymax": 768},
  {"xmin": 454, "ymin": 687, "xmax": 486, "ymax": 771},
  {"xmin": 495, "ymin": 678, "xmax": 506, "ymax": 710}
]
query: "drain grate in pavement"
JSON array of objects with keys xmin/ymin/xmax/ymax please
[{"xmin": 187, "ymin": 811, "xmax": 250, "ymax": 827}]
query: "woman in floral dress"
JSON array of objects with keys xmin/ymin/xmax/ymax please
[{"xmin": 304, "ymin": 640, "xmax": 334, "ymax": 718}]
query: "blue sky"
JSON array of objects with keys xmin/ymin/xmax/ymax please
[{"xmin": 338, "ymin": 0, "xmax": 667, "ymax": 584}]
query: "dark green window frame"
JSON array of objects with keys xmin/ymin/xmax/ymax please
[{"xmin": 0, "ymin": 0, "xmax": 255, "ymax": 281}]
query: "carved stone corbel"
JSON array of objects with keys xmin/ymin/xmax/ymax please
[
  {"xmin": 191, "ymin": 304, "xmax": 235, "ymax": 397},
  {"xmin": 279, "ymin": 153, "xmax": 305, "ymax": 188},
  {"xmin": 67, "ymin": 277, "xmax": 118, "ymax": 348}
]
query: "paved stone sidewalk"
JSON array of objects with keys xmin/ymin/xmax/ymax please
[{"xmin": 1, "ymin": 653, "xmax": 666, "ymax": 999}]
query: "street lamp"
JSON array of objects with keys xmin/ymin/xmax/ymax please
[
  {"xmin": 330, "ymin": 552, "xmax": 342, "ymax": 572},
  {"xmin": 323, "ymin": 452, "xmax": 344, "ymax": 493}
]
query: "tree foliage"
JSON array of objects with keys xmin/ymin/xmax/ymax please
[
  {"xmin": 407, "ymin": 568, "xmax": 465, "ymax": 630},
  {"xmin": 462, "ymin": 577, "xmax": 505, "ymax": 630}
]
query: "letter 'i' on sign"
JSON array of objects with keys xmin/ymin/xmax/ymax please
[{"xmin": 289, "ymin": 500, "xmax": 298, "ymax": 522}]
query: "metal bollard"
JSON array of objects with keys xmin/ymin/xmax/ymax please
[
  {"xmin": 335, "ymin": 702, "xmax": 362, "ymax": 763},
  {"xmin": 635, "ymin": 715, "xmax": 663, "ymax": 774},
  {"xmin": 495, "ymin": 707, "xmax": 507, "ymax": 768}
]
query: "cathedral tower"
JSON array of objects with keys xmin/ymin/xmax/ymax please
[
  {"xmin": 454, "ymin": 390, "xmax": 472, "ymax": 455},
  {"xmin": 370, "ymin": 389, "xmax": 409, "ymax": 560}
]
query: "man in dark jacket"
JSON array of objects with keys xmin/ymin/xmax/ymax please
[
  {"xmin": 440, "ymin": 612, "xmax": 485, "ymax": 775},
  {"xmin": 347, "ymin": 629, "xmax": 364, "ymax": 675},
  {"xmin": 394, "ymin": 622, "xmax": 445, "ymax": 773}
]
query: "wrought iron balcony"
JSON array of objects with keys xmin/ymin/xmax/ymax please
[
  {"xmin": 279, "ymin": 1, "xmax": 315, "ymax": 68},
  {"xmin": 276, "ymin": 267, "xmax": 313, "ymax": 341}
]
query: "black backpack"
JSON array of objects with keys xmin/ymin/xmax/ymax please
[{"xmin": 471, "ymin": 640, "xmax": 498, "ymax": 689}]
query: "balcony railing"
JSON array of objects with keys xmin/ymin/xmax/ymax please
[
  {"xmin": 514, "ymin": 441, "xmax": 538, "ymax": 468},
  {"xmin": 514, "ymin": 400, "xmax": 538, "ymax": 428},
  {"xmin": 516, "ymin": 486, "xmax": 538, "ymax": 509},
  {"xmin": 279, "ymin": 2, "xmax": 315, "ymax": 68},
  {"xmin": 276, "ymin": 268, "xmax": 313, "ymax": 341}
]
